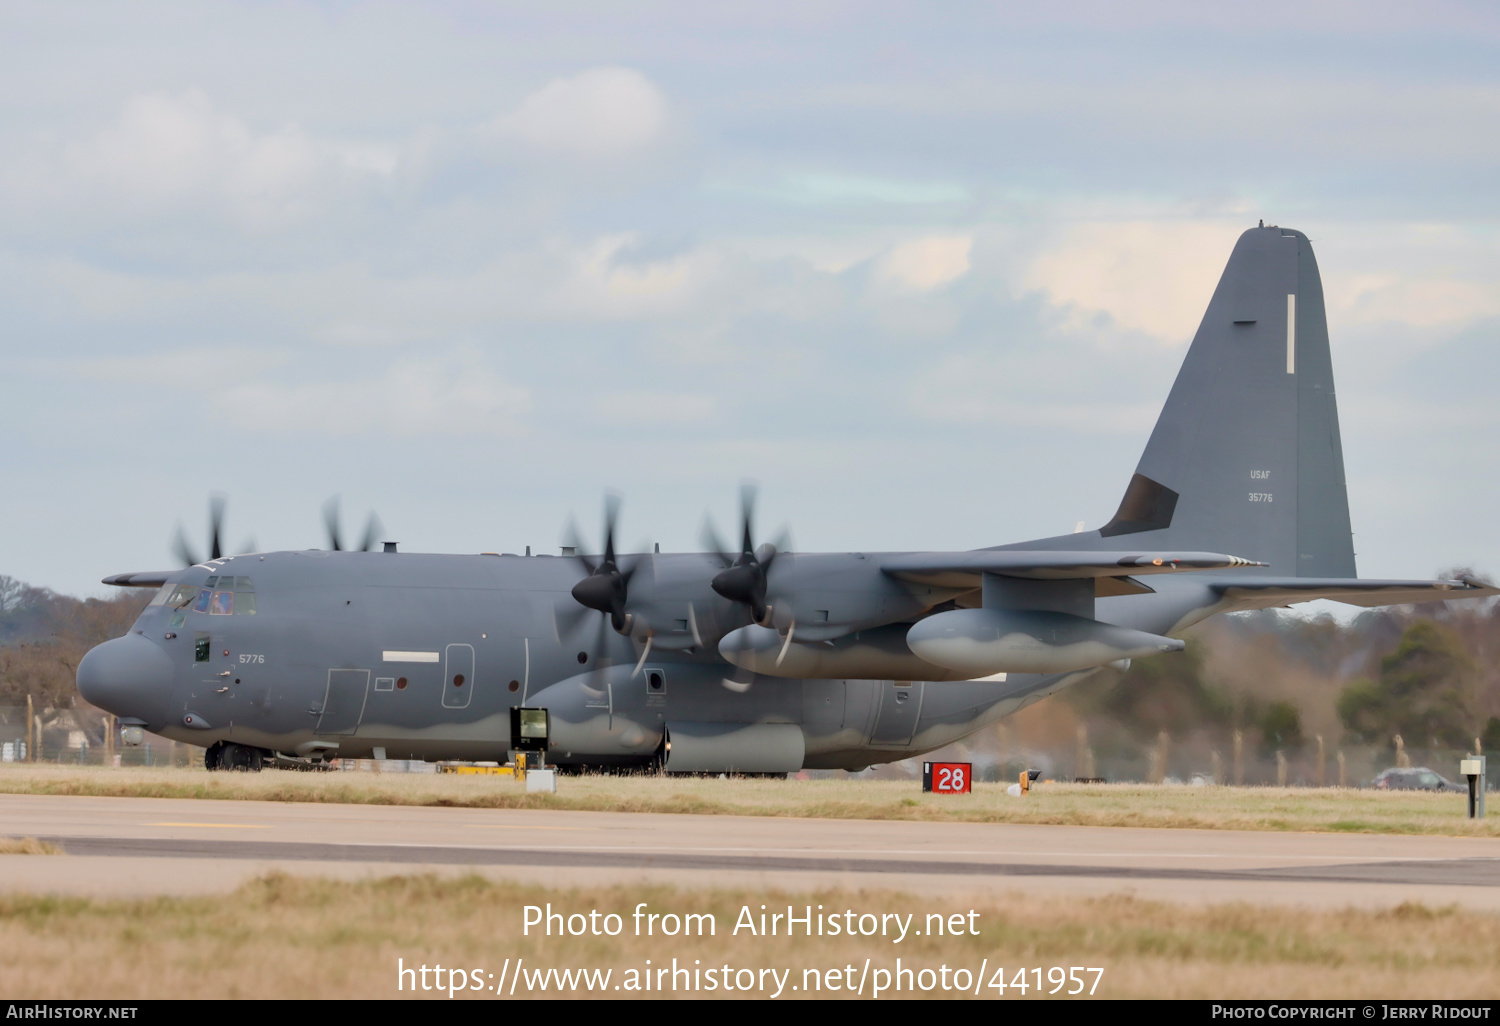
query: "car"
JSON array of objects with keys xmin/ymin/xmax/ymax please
[{"xmin": 1371, "ymin": 767, "xmax": 1466, "ymax": 793}]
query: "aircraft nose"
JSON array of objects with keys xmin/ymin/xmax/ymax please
[{"xmin": 76, "ymin": 634, "xmax": 174, "ymax": 725}]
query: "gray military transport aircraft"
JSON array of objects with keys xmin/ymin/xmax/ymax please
[{"xmin": 77, "ymin": 225, "xmax": 1497, "ymax": 773}]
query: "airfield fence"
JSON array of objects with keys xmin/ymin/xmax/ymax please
[{"xmin": 0, "ymin": 705, "xmax": 1483, "ymax": 786}]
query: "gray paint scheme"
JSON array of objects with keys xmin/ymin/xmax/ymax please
[{"xmin": 76, "ymin": 226, "xmax": 1495, "ymax": 773}]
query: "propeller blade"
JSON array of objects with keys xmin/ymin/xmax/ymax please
[
  {"xmin": 601, "ymin": 491, "xmax": 621, "ymax": 570},
  {"xmin": 208, "ymin": 495, "xmax": 226, "ymax": 561},
  {"xmin": 700, "ymin": 518, "xmax": 733, "ymax": 568},
  {"xmin": 552, "ymin": 600, "xmax": 592, "ymax": 642},
  {"xmin": 322, "ymin": 497, "xmax": 344, "ymax": 551},
  {"xmin": 632, "ymin": 635, "xmax": 653, "ymax": 678},
  {"xmin": 172, "ymin": 525, "xmax": 200, "ymax": 568},
  {"xmin": 562, "ymin": 519, "xmax": 596, "ymax": 575},
  {"xmin": 238, "ymin": 536, "xmax": 258, "ymax": 556},
  {"xmin": 592, "ymin": 610, "xmax": 613, "ymax": 673},
  {"xmin": 357, "ymin": 513, "xmax": 384, "ymax": 553},
  {"xmin": 739, "ymin": 482, "xmax": 757, "ymax": 560}
]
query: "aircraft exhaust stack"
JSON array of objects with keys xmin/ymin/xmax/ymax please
[{"xmin": 905, "ymin": 608, "xmax": 1183, "ymax": 677}]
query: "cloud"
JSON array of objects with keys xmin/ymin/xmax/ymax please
[
  {"xmin": 491, "ymin": 67, "xmax": 668, "ymax": 158},
  {"xmin": 595, "ymin": 391, "xmax": 717, "ymax": 425},
  {"xmin": 0, "ymin": 90, "xmax": 403, "ymax": 231},
  {"xmin": 1024, "ymin": 221, "xmax": 1245, "ymax": 343},
  {"xmin": 740, "ymin": 172, "xmax": 969, "ymax": 206},
  {"xmin": 909, "ymin": 350, "xmax": 1164, "ymax": 432},
  {"xmin": 874, "ymin": 236, "xmax": 973, "ymax": 292},
  {"xmin": 55, "ymin": 348, "xmax": 529, "ymax": 438},
  {"xmin": 223, "ymin": 356, "xmax": 530, "ymax": 438}
]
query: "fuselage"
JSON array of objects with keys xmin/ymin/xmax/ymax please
[{"xmin": 76, "ymin": 546, "xmax": 1227, "ymax": 771}]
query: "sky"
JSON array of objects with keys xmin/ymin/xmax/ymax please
[{"xmin": 2, "ymin": 1, "xmax": 1499, "ymax": 598}]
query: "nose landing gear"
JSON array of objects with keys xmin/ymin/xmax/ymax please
[{"xmin": 205, "ymin": 740, "xmax": 267, "ymax": 772}]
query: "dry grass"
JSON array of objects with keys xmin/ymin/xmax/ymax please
[
  {"xmin": 0, "ymin": 764, "xmax": 1493, "ymax": 836},
  {"xmin": 0, "ymin": 837, "xmax": 62, "ymax": 855},
  {"xmin": 1, "ymin": 872, "xmax": 1496, "ymax": 999}
]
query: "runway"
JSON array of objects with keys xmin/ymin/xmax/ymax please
[{"xmin": 5, "ymin": 792, "xmax": 1500, "ymax": 909}]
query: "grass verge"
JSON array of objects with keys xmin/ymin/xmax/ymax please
[
  {"xmin": 1, "ymin": 872, "xmax": 1495, "ymax": 999},
  {"xmin": 0, "ymin": 764, "xmax": 1494, "ymax": 837},
  {"xmin": 0, "ymin": 837, "xmax": 62, "ymax": 855}
]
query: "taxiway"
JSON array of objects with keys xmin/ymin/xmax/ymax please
[{"xmin": 4, "ymin": 792, "xmax": 1498, "ymax": 908}]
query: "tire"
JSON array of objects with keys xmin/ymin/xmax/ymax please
[
  {"xmin": 204, "ymin": 741, "xmax": 225, "ymax": 771},
  {"xmin": 219, "ymin": 742, "xmax": 265, "ymax": 772}
]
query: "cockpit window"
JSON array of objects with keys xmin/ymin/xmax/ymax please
[
  {"xmin": 165, "ymin": 584, "xmax": 200, "ymax": 609},
  {"xmin": 204, "ymin": 576, "xmax": 219, "ymax": 588},
  {"xmin": 193, "ymin": 589, "xmax": 212, "ymax": 613},
  {"xmin": 233, "ymin": 577, "xmax": 255, "ymax": 592},
  {"xmin": 209, "ymin": 591, "xmax": 234, "ymax": 615},
  {"xmin": 148, "ymin": 584, "xmax": 173, "ymax": 607}
]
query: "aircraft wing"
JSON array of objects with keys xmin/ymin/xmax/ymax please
[
  {"xmin": 101, "ymin": 571, "xmax": 176, "ymax": 588},
  {"xmin": 881, "ymin": 550, "xmax": 1266, "ymax": 590},
  {"xmin": 1211, "ymin": 575, "xmax": 1498, "ymax": 610}
]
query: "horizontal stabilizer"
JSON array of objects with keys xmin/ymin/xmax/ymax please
[
  {"xmin": 102, "ymin": 571, "xmax": 175, "ymax": 588},
  {"xmin": 883, "ymin": 550, "xmax": 1266, "ymax": 590},
  {"xmin": 1213, "ymin": 576, "xmax": 1497, "ymax": 610}
]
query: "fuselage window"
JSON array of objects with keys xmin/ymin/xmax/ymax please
[
  {"xmin": 194, "ymin": 634, "xmax": 211, "ymax": 663},
  {"xmin": 209, "ymin": 591, "xmax": 234, "ymax": 615}
]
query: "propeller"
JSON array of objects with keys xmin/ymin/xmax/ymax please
[
  {"xmin": 703, "ymin": 484, "xmax": 789, "ymax": 626},
  {"xmin": 172, "ymin": 495, "xmax": 255, "ymax": 566},
  {"xmin": 322, "ymin": 496, "xmax": 384, "ymax": 552},
  {"xmin": 566, "ymin": 493, "xmax": 639, "ymax": 636}
]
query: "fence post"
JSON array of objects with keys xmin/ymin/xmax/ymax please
[
  {"xmin": 26, "ymin": 695, "xmax": 34, "ymax": 762},
  {"xmin": 1276, "ymin": 750, "xmax": 1287, "ymax": 787},
  {"xmin": 1316, "ymin": 735, "xmax": 1325, "ymax": 788},
  {"xmin": 1076, "ymin": 723, "xmax": 1088, "ymax": 781},
  {"xmin": 1150, "ymin": 730, "xmax": 1169, "ymax": 784},
  {"xmin": 1233, "ymin": 730, "xmax": 1244, "ymax": 786},
  {"xmin": 1211, "ymin": 749, "xmax": 1222, "ymax": 786},
  {"xmin": 1337, "ymin": 750, "xmax": 1346, "ymax": 788}
]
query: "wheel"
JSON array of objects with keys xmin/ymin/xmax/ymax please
[
  {"xmin": 204, "ymin": 741, "xmax": 225, "ymax": 771},
  {"xmin": 219, "ymin": 742, "xmax": 264, "ymax": 772}
]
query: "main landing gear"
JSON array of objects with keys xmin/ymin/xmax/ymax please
[{"xmin": 205, "ymin": 740, "xmax": 267, "ymax": 772}]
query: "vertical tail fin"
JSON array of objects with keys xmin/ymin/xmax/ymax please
[{"xmin": 1039, "ymin": 225, "xmax": 1355, "ymax": 576}]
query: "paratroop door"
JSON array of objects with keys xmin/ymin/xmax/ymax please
[
  {"xmin": 442, "ymin": 644, "xmax": 475, "ymax": 709},
  {"xmin": 318, "ymin": 669, "xmax": 370, "ymax": 735},
  {"xmin": 870, "ymin": 681, "xmax": 923, "ymax": 747}
]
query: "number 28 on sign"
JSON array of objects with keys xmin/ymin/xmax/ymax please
[{"xmin": 922, "ymin": 761, "xmax": 972, "ymax": 794}]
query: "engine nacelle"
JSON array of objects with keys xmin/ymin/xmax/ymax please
[{"xmin": 906, "ymin": 608, "xmax": 1183, "ymax": 677}]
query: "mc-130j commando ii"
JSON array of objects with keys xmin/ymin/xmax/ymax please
[{"xmin": 78, "ymin": 226, "xmax": 1496, "ymax": 773}]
